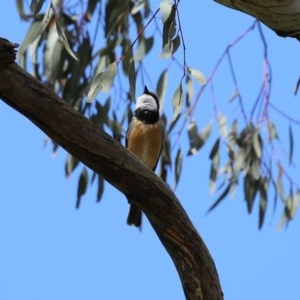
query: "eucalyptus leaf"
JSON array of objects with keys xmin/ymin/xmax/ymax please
[
  {"xmin": 87, "ymin": 62, "xmax": 118, "ymax": 102},
  {"xmin": 97, "ymin": 175, "xmax": 104, "ymax": 202},
  {"xmin": 160, "ymin": 41, "xmax": 173, "ymax": 59},
  {"xmin": 16, "ymin": 0, "xmax": 26, "ymax": 19},
  {"xmin": 187, "ymin": 67, "xmax": 207, "ymax": 85},
  {"xmin": 30, "ymin": 0, "xmax": 45, "ymax": 15},
  {"xmin": 43, "ymin": 24, "xmax": 63, "ymax": 82},
  {"xmin": 134, "ymin": 37, "xmax": 154, "ymax": 61},
  {"xmin": 185, "ymin": 76, "xmax": 193, "ymax": 108},
  {"xmin": 128, "ymin": 59, "xmax": 136, "ymax": 101},
  {"xmin": 276, "ymin": 170, "xmax": 285, "ymax": 202},
  {"xmin": 174, "ymin": 148, "xmax": 183, "ymax": 190},
  {"xmin": 235, "ymin": 147, "xmax": 246, "ymax": 174},
  {"xmin": 218, "ymin": 114, "xmax": 227, "ymax": 138},
  {"xmin": 159, "ymin": 0, "xmax": 172, "ymax": 23},
  {"xmin": 207, "ymin": 183, "xmax": 231, "ymax": 214},
  {"xmin": 76, "ymin": 168, "xmax": 89, "ymax": 209},
  {"xmin": 172, "ymin": 34, "xmax": 181, "ymax": 55},
  {"xmin": 244, "ymin": 174, "xmax": 259, "ymax": 213},
  {"xmin": 187, "ymin": 122, "xmax": 213, "ymax": 156},
  {"xmin": 209, "ymin": 139, "xmax": 220, "ymax": 194},
  {"xmin": 172, "ymin": 84, "xmax": 183, "ymax": 121},
  {"xmin": 258, "ymin": 178, "xmax": 268, "ymax": 229},
  {"xmin": 55, "ymin": 15, "xmax": 78, "ymax": 61},
  {"xmin": 156, "ymin": 69, "xmax": 168, "ymax": 112},
  {"xmin": 252, "ymin": 132, "xmax": 262, "ymax": 159},
  {"xmin": 199, "ymin": 122, "xmax": 213, "ymax": 143},
  {"xmin": 131, "ymin": 0, "xmax": 146, "ymax": 14},
  {"xmin": 18, "ymin": 19, "xmax": 44, "ymax": 55},
  {"xmin": 161, "ymin": 4, "xmax": 176, "ymax": 46}
]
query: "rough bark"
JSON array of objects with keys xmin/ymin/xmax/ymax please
[
  {"xmin": 0, "ymin": 38, "xmax": 223, "ymax": 300},
  {"xmin": 215, "ymin": 0, "xmax": 300, "ymax": 39}
]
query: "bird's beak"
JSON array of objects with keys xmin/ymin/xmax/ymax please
[{"xmin": 144, "ymin": 85, "xmax": 149, "ymax": 94}]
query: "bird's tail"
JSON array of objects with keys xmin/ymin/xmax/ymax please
[{"xmin": 127, "ymin": 202, "xmax": 142, "ymax": 228}]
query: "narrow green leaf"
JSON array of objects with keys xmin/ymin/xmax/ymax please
[
  {"xmin": 278, "ymin": 195, "xmax": 294, "ymax": 230},
  {"xmin": 91, "ymin": 171, "xmax": 97, "ymax": 185},
  {"xmin": 187, "ymin": 120, "xmax": 199, "ymax": 155},
  {"xmin": 30, "ymin": 0, "xmax": 45, "ymax": 15},
  {"xmin": 187, "ymin": 67, "xmax": 207, "ymax": 85},
  {"xmin": 237, "ymin": 124, "xmax": 253, "ymax": 147},
  {"xmin": 172, "ymin": 34, "xmax": 181, "ymax": 55},
  {"xmin": 207, "ymin": 183, "xmax": 231, "ymax": 214},
  {"xmin": 218, "ymin": 114, "xmax": 227, "ymax": 138},
  {"xmin": 18, "ymin": 19, "xmax": 43, "ymax": 55},
  {"xmin": 209, "ymin": 138, "xmax": 220, "ymax": 160},
  {"xmin": 87, "ymin": 61, "xmax": 118, "ymax": 102},
  {"xmin": 121, "ymin": 40, "xmax": 131, "ymax": 76},
  {"xmin": 101, "ymin": 62, "xmax": 118, "ymax": 92},
  {"xmin": 285, "ymin": 189, "xmax": 300, "ymax": 220},
  {"xmin": 229, "ymin": 177, "xmax": 238, "ymax": 197},
  {"xmin": 187, "ymin": 122, "xmax": 213, "ymax": 156},
  {"xmin": 185, "ymin": 76, "xmax": 193, "ymax": 108},
  {"xmin": 134, "ymin": 37, "xmax": 154, "ymax": 61},
  {"xmin": 234, "ymin": 147, "xmax": 246, "ymax": 175},
  {"xmin": 16, "ymin": 0, "xmax": 25, "ymax": 19},
  {"xmin": 76, "ymin": 168, "xmax": 89, "ymax": 209},
  {"xmin": 161, "ymin": 4, "xmax": 176, "ymax": 46},
  {"xmin": 65, "ymin": 154, "xmax": 80, "ymax": 177},
  {"xmin": 199, "ymin": 122, "xmax": 213, "ymax": 144},
  {"xmin": 292, "ymin": 189, "xmax": 300, "ymax": 218},
  {"xmin": 43, "ymin": 25, "xmax": 64, "ymax": 82},
  {"xmin": 258, "ymin": 178, "xmax": 268, "ymax": 229},
  {"xmin": 188, "ymin": 121, "xmax": 213, "ymax": 155},
  {"xmin": 131, "ymin": 0, "xmax": 146, "ymax": 14},
  {"xmin": 159, "ymin": 0, "xmax": 172, "ymax": 23},
  {"xmin": 167, "ymin": 113, "xmax": 181, "ymax": 134},
  {"xmin": 277, "ymin": 209, "xmax": 288, "ymax": 230},
  {"xmin": 172, "ymin": 84, "xmax": 183, "ymax": 121},
  {"xmin": 97, "ymin": 175, "xmax": 104, "ymax": 202},
  {"xmin": 128, "ymin": 59, "xmax": 136, "ymax": 101},
  {"xmin": 228, "ymin": 119, "xmax": 238, "ymax": 149},
  {"xmin": 244, "ymin": 174, "xmax": 259, "ymax": 213},
  {"xmin": 252, "ymin": 132, "xmax": 262, "ymax": 159},
  {"xmin": 54, "ymin": 12, "xmax": 78, "ymax": 61},
  {"xmin": 94, "ymin": 55, "xmax": 108, "ymax": 76},
  {"xmin": 250, "ymin": 158, "xmax": 261, "ymax": 180},
  {"xmin": 174, "ymin": 148, "xmax": 183, "ymax": 190},
  {"xmin": 160, "ymin": 41, "xmax": 173, "ymax": 59},
  {"xmin": 276, "ymin": 169, "xmax": 285, "ymax": 202},
  {"xmin": 289, "ymin": 124, "xmax": 294, "ymax": 165},
  {"xmin": 209, "ymin": 139, "xmax": 220, "ymax": 194},
  {"xmin": 156, "ymin": 69, "xmax": 168, "ymax": 112}
]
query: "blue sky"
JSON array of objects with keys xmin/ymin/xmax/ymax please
[{"xmin": 1, "ymin": 1, "xmax": 300, "ymax": 300}]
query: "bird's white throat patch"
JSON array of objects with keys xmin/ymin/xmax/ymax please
[{"xmin": 135, "ymin": 94, "xmax": 157, "ymax": 111}]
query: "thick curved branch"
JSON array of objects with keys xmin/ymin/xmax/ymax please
[
  {"xmin": 0, "ymin": 38, "xmax": 223, "ymax": 300},
  {"xmin": 215, "ymin": 0, "xmax": 300, "ymax": 40}
]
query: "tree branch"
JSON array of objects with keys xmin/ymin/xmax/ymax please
[
  {"xmin": 0, "ymin": 38, "xmax": 223, "ymax": 300},
  {"xmin": 215, "ymin": 0, "xmax": 300, "ymax": 40}
]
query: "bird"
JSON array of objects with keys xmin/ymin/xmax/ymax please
[{"xmin": 126, "ymin": 85, "xmax": 164, "ymax": 228}]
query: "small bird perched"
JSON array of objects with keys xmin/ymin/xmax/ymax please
[{"xmin": 126, "ymin": 85, "xmax": 164, "ymax": 228}]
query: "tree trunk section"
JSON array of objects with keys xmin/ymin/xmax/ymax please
[
  {"xmin": 0, "ymin": 38, "xmax": 223, "ymax": 300},
  {"xmin": 215, "ymin": 0, "xmax": 300, "ymax": 39}
]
